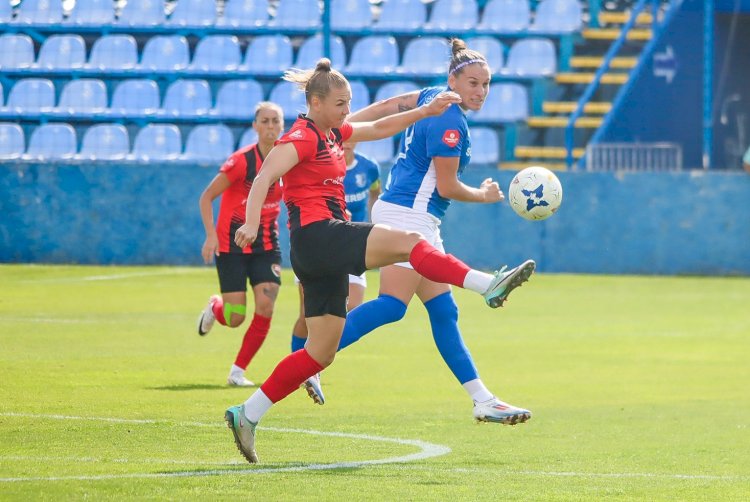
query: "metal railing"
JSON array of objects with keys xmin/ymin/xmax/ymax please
[{"xmin": 585, "ymin": 142, "xmax": 683, "ymax": 171}]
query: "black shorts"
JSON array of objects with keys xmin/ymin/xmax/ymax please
[
  {"xmin": 215, "ymin": 250, "xmax": 282, "ymax": 293},
  {"xmin": 290, "ymin": 219, "xmax": 373, "ymax": 318}
]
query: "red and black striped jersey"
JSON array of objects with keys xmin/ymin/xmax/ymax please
[
  {"xmin": 216, "ymin": 143, "xmax": 282, "ymax": 254},
  {"xmin": 277, "ymin": 115, "xmax": 354, "ymax": 232}
]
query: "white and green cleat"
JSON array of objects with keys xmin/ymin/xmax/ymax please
[
  {"xmin": 482, "ymin": 260, "xmax": 536, "ymax": 308},
  {"xmin": 224, "ymin": 404, "xmax": 259, "ymax": 463}
]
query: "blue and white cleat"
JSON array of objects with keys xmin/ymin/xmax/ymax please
[
  {"xmin": 224, "ymin": 404, "xmax": 259, "ymax": 463},
  {"xmin": 473, "ymin": 397, "xmax": 532, "ymax": 425},
  {"xmin": 302, "ymin": 373, "xmax": 325, "ymax": 405},
  {"xmin": 482, "ymin": 259, "xmax": 536, "ymax": 308}
]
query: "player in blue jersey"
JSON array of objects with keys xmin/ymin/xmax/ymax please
[{"xmin": 303, "ymin": 39, "xmax": 535, "ymax": 424}]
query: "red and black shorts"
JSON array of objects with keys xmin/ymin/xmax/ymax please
[
  {"xmin": 215, "ymin": 250, "xmax": 282, "ymax": 293},
  {"xmin": 290, "ymin": 219, "xmax": 373, "ymax": 318}
]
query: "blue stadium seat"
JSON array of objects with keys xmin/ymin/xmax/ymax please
[
  {"xmin": 295, "ymin": 34, "xmax": 346, "ymax": 69},
  {"xmin": 468, "ymin": 127, "xmax": 500, "ymax": 164},
  {"xmin": 345, "ymin": 36, "xmax": 399, "ymax": 76},
  {"xmin": 183, "ymin": 124, "xmax": 235, "ymax": 163},
  {"xmin": 398, "ymin": 37, "xmax": 450, "ymax": 76},
  {"xmin": 139, "ymin": 36, "xmax": 190, "ymax": 71},
  {"xmin": 238, "ymin": 127, "xmax": 258, "ymax": 148},
  {"xmin": 131, "ymin": 124, "xmax": 182, "ymax": 161},
  {"xmin": 531, "ymin": 0, "xmax": 582, "ymax": 32},
  {"xmin": 212, "ymin": 80, "xmax": 264, "ymax": 119},
  {"xmin": 6, "ymin": 78, "xmax": 56, "ymax": 114},
  {"xmin": 217, "ymin": 0, "xmax": 269, "ymax": 27},
  {"xmin": 189, "ymin": 35, "xmax": 242, "ymax": 72},
  {"xmin": 162, "ymin": 79, "xmax": 212, "ymax": 117},
  {"xmin": 110, "ymin": 79, "xmax": 160, "ymax": 116},
  {"xmin": 79, "ymin": 124, "xmax": 130, "ymax": 160},
  {"xmin": 0, "ymin": 0, "xmax": 11, "ymax": 23},
  {"xmin": 35, "ymin": 34, "xmax": 87, "ymax": 70},
  {"xmin": 349, "ymin": 80, "xmax": 370, "ymax": 113},
  {"xmin": 270, "ymin": 0, "xmax": 321, "ymax": 28},
  {"xmin": 373, "ymin": 0, "xmax": 426, "ymax": 31},
  {"xmin": 268, "ymin": 81, "xmax": 307, "ymax": 120},
  {"xmin": 118, "ymin": 0, "xmax": 166, "ymax": 26},
  {"xmin": 477, "ymin": 0, "xmax": 530, "ymax": 33},
  {"xmin": 426, "ymin": 0, "xmax": 478, "ymax": 31},
  {"xmin": 505, "ymin": 38, "xmax": 557, "ymax": 77},
  {"xmin": 355, "ymin": 137, "xmax": 394, "ymax": 164},
  {"xmin": 25, "ymin": 123, "xmax": 77, "ymax": 160},
  {"xmin": 0, "ymin": 123, "xmax": 25, "ymax": 160},
  {"xmin": 471, "ymin": 83, "xmax": 527, "ymax": 122},
  {"xmin": 373, "ymin": 81, "xmax": 420, "ymax": 102},
  {"xmin": 0, "ymin": 81, "xmax": 3, "ymax": 107},
  {"xmin": 12, "ymin": 0, "xmax": 63, "ymax": 25},
  {"xmin": 167, "ymin": 0, "xmax": 216, "ymax": 26},
  {"xmin": 57, "ymin": 79, "xmax": 108, "ymax": 115},
  {"xmin": 331, "ymin": 0, "xmax": 372, "ymax": 30},
  {"xmin": 242, "ymin": 35, "xmax": 293, "ymax": 75},
  {"xmin": 0, "ymin": 34, "xmax": 35, "ymax": 70},
  {"xmin": 87, "ymin": 35, "xmax": 138, "ymax": 70},
  {"xmin": 465, "ymin": 36, "xmax": 505, "ymax": 74},
  {"xmin": 67, "ymin": 0, "xmax": 115, "ymax": 25}
]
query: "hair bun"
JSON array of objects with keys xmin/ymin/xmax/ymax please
[
  {"xmin": 315, "ymin": 58, "xmax": 332, "ymax": 72},
  {"xmin": 450, "ymin": 38, "xmax": 467, "ymax": 56}
]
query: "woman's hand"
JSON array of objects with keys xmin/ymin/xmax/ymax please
[
  {"xmin": 422, "ymin": 91, "xmax": 462, "ymax": 117},
  {"xmin": 201, "ymin": 235, "xmax": 220, "ymax": 264},
  {"xmin": 234, "ymin": 223, "xmax": 258, "ymax": 249},
  {"xmin": 479, "ymin": 178, "xmax": 504, "ymax": 203}
]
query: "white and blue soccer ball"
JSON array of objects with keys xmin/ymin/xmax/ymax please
[{"xmin": 508, "ymin": 166, "xmax": 563, "ymax": 221}]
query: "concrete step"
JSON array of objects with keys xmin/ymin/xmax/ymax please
[
  {"xmin": 527, "ymin": 116, "xmax": 603, "ymax": 128},
  {"xmin": 582, "ymin": 28, "xmax": 653, "ymax": 40},
  {"xmin": 599, "ymin": 11, "xmax": 654, "ymax": 25},
  {"xmin": 515, "ymin": 146, "xmax": 585, "ymax": 159},
  {"xmin": 543, "ymin": 101, "xmax": 612, "ymax": 114},
  {"xmin": 555, "ymin": 72, "xmax": 629, "ymax": 84},
  {"xmin": 570, "ymin": 56, "xmax": 638, "ymax": 69},
  {"xmin": 499, "ymin": 161, "xmax": 568, "ymax": 171}
]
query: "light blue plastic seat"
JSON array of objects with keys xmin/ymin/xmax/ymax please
[
  {"xmin": 373, "ymin": 81, "xmax": 420, "ymax": 102},
  {"xmin": 0, "ymin": 123, "xmax": 25, "ymax": 160},
  {"xmin": 79, "ymin": 124, "xmax": 130, "ymax": 160},
  {"xmin": 472, "ymin": 83, "xmax": 528, "ymax": 122},
  {"xmin": 346, "ymin": 36, "xmax": 399, "ymax": 76},
  {"xmin": 0, "ymin": 82, "xmax": 3, "ymax": 107},
  {"xmin": 110, "ymin": 79, "xmax": 160, "ymax": 116},
  {"xmin": 270, "ymin": 0, "xmax": 321, "ymax": 28},
  {"xmin": 57, "ymin": 79, "xmax": 108, "ymax": 115},
  {"xmin": 373, "ymin": 0, "xmax": 426, "ymax": 31},
  {"xmin": 355, "ymin": 137, "xmax": 394, "ymax": 164},
  {"xmin": 426, "ymin": 0, "xmax": 478, "ymax": 31},
  {"xmin": 295, "ymin": 34, "xmax": 346, "ymax": 69},
  {"xmin": 397, "ymin": 37, "xmax": 450, "ymax": 76},
  {"xmin": 25, "ymin": 123, "xmax": 77, "ymax": 160},
  {"xmin": 87, "ymin": 35, "xmax": 138, "ymax": 70},
  {"xmin": 505, "ymin": 38, "xmax": 557, "ymax": 77},
  {"xmin": 0, "ymin": 0, "xmax": 11, "ymax": 22},
  {"xmin": 212, "ymin": 80, "xmax": 264, "ymax": 119},
  {"xmin": 7, "ymin": 78, "xmax": 56, "ymax": 114},
  {"xmin": 531, "ymin": 0, "xmax": 582, "ymax": 32},
  {"xmin": 0, "ymin": 34, "xmax": 36, "ymax": 70},
  {"xmin": 189, "ymin": 35, "xmax": 241, "ymax": 72},
  {"xmin": 139, "ymin": 36, "xmax": 190, "ymax": 71},
  {"xmin": 12, "ymin": 0, "xmax": 64, "ymax": 24},
  {"xmin": 477, "ymin": 0, "xmax": 530, "ymax": 33},
  {"xmin": 183, "ymin": 124, "xmax": 235, "ymax": 163},
  {"xmin": 468, "ymin": 127, "xmax": 500, "ymax": 164},
  {"xmin": 331, "ymin": 0, "xmax": 372, "ymax": 30},
  {"xmin": 217, "ymin": 0, "xmax": 269, "ymax": 27},
  {"xmin": 68, "ymin": 0, "xmax": 115, "ymax": 25},
  {"xmin": 242, "ymin": 35, "xmax": 293, "ymax": 74},
  {"xmin": 465, "ymin": 36, "xmax": 504, "ymax": 74},
  {"xmin": 35, "ymin": 34, "xmax": 86, "ymax": 70},
  {"xmin": 162, "ymin": 79, "xmax": 212, "ymax": 117},
  {"xmin": 118, "ymin": 0, "xmax": 166, "ymax": 26},
  {"xmin": 268, "ymin": 81, "xmax": 307, "ymax": 120},
  {"xmin": 131, "ymin": 124, "xmax": 182, "ymax": 161},
  {"xmin": 167, "ymin": 0, "xmax": 216, "ymax": 26},
  {"xmin": 348, "ymin": 80, "xmax": 370, "ymax": 113},
  {"xmin": 238, "ymin": 127, "xmax": 258, "ymax": 148}
]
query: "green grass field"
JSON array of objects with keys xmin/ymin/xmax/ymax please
[{"xmin": 0, "ymin": 264, "xmax": 748, "ymax": 500}]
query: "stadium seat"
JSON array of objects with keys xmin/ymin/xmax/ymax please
[
  {"xmin": 0, "ymin": 123, "xmax": 25, "ymax": 160},
  {"xmin": 345, "ymin": 36, "xmax": 399, "ymax": 76},
  {"xmin": 426, "ymin": 0, "xmax": 478, "ymax": 31},
  {"xmin": 183, "ymin": 124, "xmax": 235, "ymax": 163},
  {"xmin": 110, "ymin": 79, "xmax": 160, "ymax": 116},
  {"xmin": 477, "ymin": 0, "xmax": 530, "ymax": 33},
  {"xmin": 505, "ymin": 38, "xmax": 557, "ymax": 77},
  {"xmin": 131, "ymin": 124, "xmax": 183, "ymax": 161},
  {"xmin": 0, "ymin": 34, "xmax": 35, "ymax": 70},
  {"xmin": 212, "ymin": 80, "xmax": 264, "ymax": 119},
  {"xmin": 349, "ymin": 80, "xmax": 370, "ymax": 113},
  {"xmin": 331, "ymin": 0, "xmax": 372, "ymax": 30},
  {"xmin": 471, "ymin": 83, "xmax": 527, "ymax": 122},
  {"xmin": 162, "ymin": 79, "xmax": 212, "ymax": 117},
  {"xmin": 373, "ymin": 0, "xmax": 426, "ymax": 31},
  {"xmin": 217, "ymin": 0, "xmax": 269, "ymax": 27},
  {"xmin": 268, "ymin": 81, "xmax": 307, "ymax": 120},
  {"xmin": 87, "ymin": 35, "xmax": 138, "ymax": 70},
  {"xmin": 398, "ymin": 37, "xmax": 450, "ymax": 76},
  {"xmin": 12, "ymin": 0, "xmax": 64, "ymax": 24},
  {"xmin": 238, "ymin": 127, "xmax": 258, "ymax": 148},
  {"xmin": 35, "ymin": 34, "xmax": 86, "ymax": 70},
  {"xmin": 465, "ymin": 37, "xmax": 505, "ymax": 74},
  {"xmin": 118, "ymin": 0, "xmax": 166, "ymax": 26},
  {"xmin": 6, "ymin": 78, "xmax": 56, "ymax": 114},
  {"xmin": 0, "ymin": 82, "xmax": 3, "ymax": 107},
  {"xmin": 270, "ymin": 0, "xmax": 321, "ymax": 28},
  {"xmin": 67, "ymin": 0, "xmax": 115, "ymax": 25},
  {"xmin": 167, "ymin": 0, "xmax": 216, "ymax": 26},
  {"xmin": 25, "ymin": 123, "xmax": 77, "ymax": 160},
  {"xmin": 242, "ymin": 35, "xmax": 293, "ymax": 75},
  {"xmin": 0, "ymin": 0, "xmax": 11, "ymax": 23},
  {"xmin": 57, "ymin": 79, "xmax": 108, "ymax": 115},
  {"xmin": 355, "ymin": 137, "xmax": 394, "ymax": 164},
  {"xmin": 189, "ymin": 35, "xmax": 242, "ymax": 72},
  {"xmin": 79, "ymin": 124, "xmax": 130, "ymax": 160},
  {"xmin": 139, "ymin": 36, "xmax": 190, "ymax": 71},
  {"xmin": 468, "ymin": 127, "xmax": 500, "ymax": 164},
  {"xmin": 295, "ymin": 34, "xmax": 346, "ymax": 69},
  {"xmin": 373, "ymin": 81, "xmax": 420, "ymax": 102},
  {"xmin": 531, "ymin": 0, "xmax": 582, "ymax": 32}
]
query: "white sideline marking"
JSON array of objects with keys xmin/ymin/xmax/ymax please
[
  {"xmin": 19, "ymin": 269, "xmax": 204, "ymax": 284},
  {"xmin": 0, "ymin": 412, "xmax": 451, "ymax": 482}
]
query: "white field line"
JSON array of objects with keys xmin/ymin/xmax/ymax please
[{"xmin": 18, "ymin": 268, "xmax": 205, "ymax": 284}]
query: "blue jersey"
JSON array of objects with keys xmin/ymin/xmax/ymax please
[
  {"xmin": 344, "ymin": 152, "xmax": 380, "ymax": 222},
  {"xmin": 380, "ymin": 86, "xmax": 471, "ymax": 219}
]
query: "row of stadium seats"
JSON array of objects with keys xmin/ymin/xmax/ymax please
[
  {"xmin": 0, "ymin": 33, "xmax": 557, "ymax": 78},
  {"xmin": 0, "ymin": 78, "xmax": 530, "ymax": 123},
  {"xmin": 1, "ymin": 0, "xmax": 582, "ymax": 33}
]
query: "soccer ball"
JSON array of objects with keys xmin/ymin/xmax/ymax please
[{"xmin": 508, "ymin": 166, "xmax": 563, "ymax": 221}]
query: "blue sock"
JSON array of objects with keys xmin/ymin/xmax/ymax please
[
  {"xmin": 291, "ymin": 334, "xmax": 306, "ymax": 352},
  {"xmin": 338, "ymin": 294, "xmax": 407, "ymax": 350},
  {"xmin": 424, "ymin": 292, "xmax": 479, "ymax": 384}
]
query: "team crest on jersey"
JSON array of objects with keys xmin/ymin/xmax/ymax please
[
  {"xmin": 289, "ymin": 130, "xmax": 304, "ymax": 139},
  {"xmin": 356, "ymin": 173, "xmax": 367, "ymax": 187},
  {"xmin": 271, "ymin": 264, "xmax": 281, "ymax": 278},
  {"xmin": 442, "ymin": 130, "xmax": 460, "ymax": 148}
]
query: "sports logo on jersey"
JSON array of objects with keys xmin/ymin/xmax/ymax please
[
  {"xmin": 442, "ymin": 130, "xmax": 460, "ymax": 148},
  {"xmin": 289, "ymin": 130, "xmax": 304, "ymax": 140},
  {"xmin": 355, "ymin": 173, "xmax": 367, "ymax": 187}
]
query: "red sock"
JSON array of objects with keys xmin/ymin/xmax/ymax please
[
  {"xmin": 211, "ymin": 296, "xmax": 227, "ymax": 325},
  {"xmin": 260, "ymin": 349, "xmax": 324, "ymax": 403},
  {"xmin": 409, "ymin": 240, "xmax": 471, "ymax": 287},
  {"xmin": 234, "ymin": 314, "xmax": 271, "ymax": 369}
]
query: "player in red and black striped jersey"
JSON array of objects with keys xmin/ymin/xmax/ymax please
[{"xmin": 197, "ymin": 102, "xmax": 284, "ymax": 387}]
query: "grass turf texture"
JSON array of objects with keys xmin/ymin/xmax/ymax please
[{"xmin": 0, "ymin": 264, "xmax": 748, "ymax": 500}]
